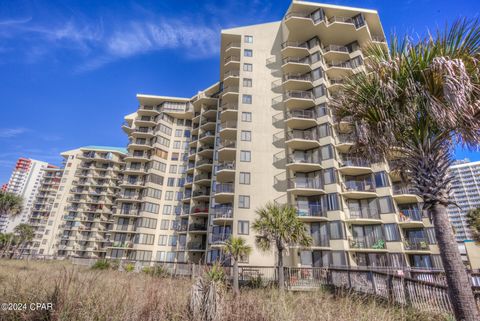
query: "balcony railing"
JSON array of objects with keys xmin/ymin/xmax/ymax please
[
  {"xmin": 398, "ymin": 209, "xmax": 423, "ymax": 222},
  {"xmin": 281, "ymin": 41, "xmax": 309, "ymax": 49},
  {"xmin": 287, "ymin": 152, "xmax": 321, "ymax": 164},
  {"xmin": 220, "ymin": 103, "xmax": 238, "ymax": 111},
  {"xmin": 187, "ymin": 241, "xmax": 206, "ymax": 250},
  {"xmin": 283, "ymin": 73, "xmax": 311, "ymax": 82},
  {"xmin": 283, "ymin": 90, "xmax": 314, "ymax": 100},
  {"xmin": 215, "ymin": 183, "xmax": 234, "ymax": 194},
  {"xmin": 286, "ymin": 130, "xmax": 318, "ymax": 141},
  {"xmin": 348, "ymin": 206, "xmax": 380, "ymax": 220},
  {"xmin": 336, "ymin": 133, "xmax": 356, "ymax": 144},
  {"xmin": 340, "ymin": 156, "xmax": 370, "ymax": 167},
  {"xmin": 211, "ymin": 233, "xmax": 232, "ymax": 244},
  {"xmin": 220, "ymin": 121, "xmax": 238, "ymax": 130},
  {"xmin": 343, "ymin": 180, "xmax": 375, "ymax": 192},
  {"xmin": 288, "ymin": 177, "xmax": 323, "ymax": 189},
  {"xmin": 403, "ymin": 238, "xmax": 429, "ymax": 251},
  {"xmin": 393, "ymin": 184, "xmax": 418, "ymax": 195},
  {"xmin": 349, "ymin": 235, "xmax": 386, "ymax": 249},
  {"xmin": 323, "ymin": 44, "xmax": 349, "ymax": 53},
  {"xmin": 282, "ymin": 56, "xmax": 310, "ymax": 65},
  {"xmin": 212, "ymin": 207, "xmax": 233, "ymax": 219},
  {"xmin": 189, "ymin": 223, "xmax": 207, "ymax": 231},
  {"xmin": 286, "ymin": 109, "xmax": 316, "ymax": 120},
  {"xmin": 218, "ymin": 140, "xmax": 236, "ymax": 149},
  {"xmin": 296, "ymin": 204, "xmax": 327, "ymax": 218},
  {"xmin": 224, "ymin": 56, "xmax": 240, "ymax": 64},
  {"xmin": 216, "ymin": 162, "xmax": 235, "ymax": 172}
]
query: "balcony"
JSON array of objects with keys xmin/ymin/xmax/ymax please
[
  {"xmin": 187, "ymin": 241, "xmax": 206, "ymax": 251},
  {"xmin": 120, "ymin": 179, "xmax": 145, "ymax": 188},
  {"xmin": 194, "ymin": 173, "xmax": 211, "ymax": 185},
  {"xmin": 349, "ymin": 235, "xmax": 387, "ymax": 251},
  {"xmin": 199, "ymin": 130, "xmax": 215, "ymax": 143},
  {"xmin": 215, "ymin": 183, "xmax": 234, "ymax": 203},
  {"xmin": 223, "ymin": 70, "xmax": 240, "ymax": 86},
  {"xmin": 338, "ymin": 156, "xmax": 372, "ymax": 175},
  {"xmin": 335, "ymin": 133, "xmax": 356, "ymax": 152},
  {"xmin": 221, "ymin": 86, "xmax": 239, "ymax": 100},
  {"xmin": 116, "ymin": 193, "xmax": 142, "ymax": 202},
  {"xmin": 123, "ymin": 165, "xmax": 147, "ymax": 175},
  {"xmin": 326, "ymin": 57, "xmax": 364, "ymax": 78},
  {"xmin": 192, "ymin": 190, "xmax": 210, "ymax": 201},
  {"xmin": 212, "ymin": 206, "xmax": 233, "ymax": 224},
  {"xmin": 287, "ymin": 177, "xmax": 324, "ymax": 196},
  {"xmin": 218, "ymin": 140, "xmax": 237, "ymax": 161},
  {"xmin": 189, "ymin": 223, "xmax": 207, "ymax": 233},
  {"xmin": 398, "ymin": 209, "xmax": 424, "ymax": 228},
  {"xmin": 347, "ymin": 206, "xmax": 381, "ymax": 223},
  {"xmin": 342, "ymin": 179, "xmax": 377, "ymax": 199},
  {"xmin": 392, "ymin": 184, "xmax": 421, "ymax": 204},
  {"xmin": 403, "ymin": 238, "xmax": 430, "ymax": 252},
  {"xmin": 322, "ymin": 44, "xmax": 351, "ymax": 60},
  {"xmin": 128, "ymin": 140, "xmax": 152, "ymax": 150},
  {"xmin": 283, "ymin": 90, "xmax": 315, "ymax": 109},
  {"xmin": 131, "ymin": 127, "xmax": 154, "ymax": 138},
  {"xmin": 195, "ymin": 158, "xmax": 213, "ymax": 171},
  {"xmin": 296, "ymin": 204, "xmax": 327, "ymax": 221},
  {"xmin": 286, "ymin": 151, "xmax": 322, "ymax": 172},
  {"xmin": 220, "ymin": 103, "xmax": 238, "ymax": 121},
  {"xmin": 137, "ymin": 105, "xmax": 160, "ymax": 116},
  {"xmin": 280, "ymin": 41, "xmax": 310, "ymax": 57},
  {"xmin": 219, "ymin": 121, "xmax": 237, "ymax": 140},
  {"xmin": 285, "ymin": 129, "xmax": 319, "ymax": 150},
  {"xmin": 282, "ymin": 73, "xmax": 312, "ymax": 91},
  {"xmin": 224, "ymin": 55, "xmax": 240, "ymax": 69},
  {"xmin": 211, "ymin": 233, "xmax": 232, "ymax": 246},
  {"xmin": 124, "ymin": 153, "xmax": 150, "ymax": 162},
  {"xmin": 190, "ymin": 206, "xmax": 209, "ymax": 216},
  {"xmin": 135, "ymin": 116, "xmax": 156, "ymax": 127},
  {"xmin": 197, "ymin": 145, "xmax": 214, "ymax": 158},
  {"xmin": 216, "ymin": 161, "xmax": 235, "ymax": 181},
  {"xmin": 281, "ymin": 56, "xmax": 311, "ymax": 74},
  {"xmin": 285, "ymin": 110, "xmax": 317, "ymax": 129},
  {"xmin": 175, "ymin": 224, "xmax": 188, "ymax": 233}
]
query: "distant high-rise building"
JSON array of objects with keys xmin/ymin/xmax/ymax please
[
  {"xmin": 447, "ymin": 160, "xmax": 480, "ymax": 242},
  {"xmin": 0, "ymin": 158, "xmax": 52, "ymax": 233}
]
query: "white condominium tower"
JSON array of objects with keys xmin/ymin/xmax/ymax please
[
  {"xmin": 0, "ymin": 157, "xmax": 53, "ymax": 233},
  {"xmin": 110, "ymin": 1, "xmax": 443, "ymax": 270},
  {"xmin": 448, "ymin": 160, "xmax": 480, "ymax": 242}
]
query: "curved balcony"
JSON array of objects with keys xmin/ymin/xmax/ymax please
[
  {"xmin": 327, "ymin": 78, "xmax": 346, "ymax": 93},
  {"xmin": 216, "ymin": 162, "xmax": 236, "ymax": 182},
  {"xmin": 192, "ymin": 189, "xmax": 210, "ymax": 201},
  {"xmin": 200, "ymin": 117, "xmax": 216, "ymax": 131},
  {"xmin": 338, "ymin": 156, "xmax": 372, "ymax": 175},
  {"xmin": 190, "ymin": 206, "xmax": 209, "ymax": 217},
  {"xmin": 325, "ymin": 57, "xmax": 364, "ymax": 78},
  {"xmin": 134, "ymin": 116, "xmax": 156, "ymax": 127},
  {"xmin": 197, "ymin": 144, "xmax": 214, "ymax": 158},
  {"xmin": 187, "ymin": 241, "xmax": 206, "ymax": 252},
  {"xmin": 198, "ymin": 130, "xmax": 215, "ymax": 144},
  {"xmin": 393, "ymin": 184, "xmax": 422, "ymax": 204},
  {"xmin": 210, "ymin": 233, "xmax": 232, "ymax": 247},
  {"xmin": 219, "ymin": 121, "xmax": 237, "ymax": 140},
  {"xmin": 223, "ymin": 70, "xmax": 240, "ymax": 86},
  {"xmin": 137, "ymin": 105, "xmax": 160, "ymax": 116},
  {"xmin": 221, "ymin": 86, "xmax": 239, "ymax": 101},
  {"xmin": 283, "ymin": 90, "xmax": 315, "ymax": 109},
  {"xmin": 131, "ymin": 127, "xmax": 154, "ymax": 138},
  {"xmin": 225, "ymin": 42, "xmax": 241, "ymax": 54},
  {"xmin": 281, "ymin": 56, "xmax": 311, "ymax": 74},
  {"xmin": 287, "ymin": 177, "xmax": 324, "ymax": 196},
  {"xmin": 281, "ymin": 41, "xmax": 310, "ymax": 58},
  {"xmin": 220, "ymin": 103, "xmax": 238, "ymax": 121},
  {"xmin": 296, "ymin": 204, "xmax": 328, "ymax": 222},
  {"xmin": 195, "ymin": 158, "xmax": 213, "ymax": 171},
  {"xmin": 124, "ymin": 153, "xmax": 150, "ymax": 163},
  {"xmin": 286, "ymin": 152, "xmax": 322, "ymax": 172},
  {"xmin": 335, "ymin": 133, "xmax": 355, "ymax": 153},
  {"xmin": 285, "ymin": 109, "xmax": 317, "ymax": 129},
  {"xmin": 128, "ymin": 141, "xmax": 153, "ymax": 151},
  {"xmin": 194, "ymin": 173, "xmax": 211, "ymax": 185},
  {"xmin": 342, "ymin": 179, "xmax": 377, "ymax": 199},
  {"xmin": 188, "ymin": 223, "xmax": 208, "ymax": 234},
  {"xmin": 322, "ymin": 44, "xmax": 351, "ymax": 61},
  {"xmin": 116, "ymin": 193, "xmax": 142, "ymax": 203},
  {"xmin": 215, "ymin": 183, "xmax": 235, "ymax": 203},
  {"xmin": 282, "ymin": 73, "xmax": 313, "ymax": 91},
  {"xmin": 285, "ymin": 129, "xmax": 319, "ymax": 150},
  {"xmin": 224, "ymin": 55, "xmax": 240, "ymax": 70},
  {"xmin": 398, "ymin": 209, "xmax": 424, "ymax": 228},
  {"xmin": 119, "ymin": 179, "xmax": 145, "ymax": 189},
  {"xmin": 218, "ymin": 140, "xmax": 237, "ymax": 161}
]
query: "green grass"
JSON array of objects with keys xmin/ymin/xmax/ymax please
[{"xmin": 0, "ymin": 259, "xmax": 448, "ymax": 321}]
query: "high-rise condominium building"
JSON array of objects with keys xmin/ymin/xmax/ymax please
[
  {"xmin": 110, "ymin": 1, "xmax": 443, "ymax": 270},
  {"xmin": 0, "ymin": 158, "xmax": 52, "ymax": 233},
  {"xmin": 447, "ymin": 160, "xmax": 480, "ymax": 242}
]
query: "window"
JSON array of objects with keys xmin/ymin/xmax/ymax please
[
  {"xmin": 240, "ymin": 130, "xmax": 251, "ymax": 141},
  {"xmin": 244, "ymin": 49, "xmax": 253, "ymax": 57},
  {"xmin": 165, "ymin": 191, "xmax": 173, "ymax": 200},
  {"xmin": 175, "ymin": 129, "xmax": 182, "ymax": 137},
  {"xmin": 158, "ymin": 235, "xmax": 168, "ymax": 246},
  {"xmin": 244, "ymin": 35, "xmax": 253, "ymax": 43},
  {"xmin": 160, "ymin": 220, "xmax": 170, "ymax": 230},
  {"xmin": 243, "ymin": 78, "xmax": 252, "ymax": 87},
  {"xmin": 169, "ymin": 165, "xmax": 177, "ymax": 174},
  {"xmin": 241, "ymin": 112, "xmax": 252, "ymax": 122},
  {"xmin": 156, "ymin": 251, "xmax": 165, "ymax": 261},
  {"xmin": 383, "ymin": 224, "xmax": 400, "ymax": 241},
  {"xmin": 426, "ymin": 227, "xmax": 437, "ymax": 244},
  {"xmin": 243, "ymin": 63, "xmax": 253, "ymax": 72},
  {"xmin": 142, "ymin": 202, "xmax": 159, "ymax": 214},
  {"xmin": 378, "ymin": 196, "xmax": 394, "ymax": 214},
  {"xmin": 240, "ymin": 151, "xmax": 251, "ymax": 162},
  {"xmin": 138, "ymin": 218, "xmax": 157, "ymax": 229},
  {"xmin": 167, "ymin": 178, "xmax": 175, "ymax": 187},
  {"xmin": 318, "ymin": 123, "xmax": 331, "ymax": 138},
  {"xmin": 173, "ymin": 141, "xmax": 181, "ymax": 149},
  {"xmin": 239, "ymin": 172, "xmax": 251, "ymax": 185},
  {"xmin": 323, "ymin": 168, "xmax": 336, "ymax": 185},
  {"xmin": 239, "ymin": 195, "xmax": 250, "ymax": 208},
  {"xmin": 320, "ymin": 145, "xmax": 334, "ymax": 160},
  {"xmin": 329, "ymin": 221, "xmax": 345, "ymax": 239},
  {"xmin": 374, "ymin": 171, "xmax": 389, "ymax": 188},
  {"xmin": 168, "ymin": 235, "xmax": 178, "ymax": 246},
  {"xmin": 242, "ymin": 94, "xmax": 252, "ymax": 104},
  {"xmin": 238, "ymin": 221, "xmax": 249, "ymax": 235},
  {"xmin": 149, "ymin": 174, "xmax": 164, "ymax": 185},
  {"xmin": 163, "ymin": 205, "xmax": 172, "ymax": 215},
  {"xmin": 325, "ymin": 193, "xmax": 340, "ymax": 211},
  {"xmin": 184, "ymin": 129, "xmax": 191, "ymax": 137},
  {"xmin": 145, "ymin": 187, "xmax": 162, "ymax": 199},
  {"xmin": 171, "ymin": 152, "xmax": 179, "ymax": 161}
]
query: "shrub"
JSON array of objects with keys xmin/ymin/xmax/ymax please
[
  {"xmin": 91, "ymin": 259, "xmax": 110, "ymax": 270},
  {"xmin": 205, "ymin": 262, "xmax": 226, "ymax": 283},
  {"xmin": 143, "ymin": 265, "xmax": 169, "ymax": 278},
  {"xmin": 124, "ymin": 263, "xmax": 135, "ymax": 272}
]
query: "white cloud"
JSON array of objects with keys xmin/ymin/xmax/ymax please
[{"xmin": 0, "ymin": 128, "xmax": 29, "ymax": 138}]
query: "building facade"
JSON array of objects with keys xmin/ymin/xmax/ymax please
[
  {"xmin": 0, "ymin": 158, "xmax": 52, "ymax": 233},
  {"xmin": 109, "ymin": 1, "xmax": 443, "ymax": 270},
  {"xmin": 447, "ymin": 160, "xmax": 480, "ymax": 242}
]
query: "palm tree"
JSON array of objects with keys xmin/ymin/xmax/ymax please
[
  {"xmin": 466, "ymin": 208, "xmax": 480, "ymax": 242},
  {"xmin": 13, "ymin": 224, "xmax": 34, "ymax": 259},
  {"xmin": 222, "ymin": 236, "xmax": 252, "ymax": 295},
  {"xmin": 331, "ymin": 19, "xmax": 480, "ymax": 320},
  {"xmin": 252, "ymin": 202, "xmax": 312, "ymax": 290},
  {"xmin": 1, "ymin": 233, "xmax": 16, "ymax": 258},
  {"xmin": 0, "ymin": 191, "xmax": 23, "ymax": 259}
]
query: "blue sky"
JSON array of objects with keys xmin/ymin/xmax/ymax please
[{"xmin": 0, "ymin": 0, "xmax": 479, "ymax": 183}]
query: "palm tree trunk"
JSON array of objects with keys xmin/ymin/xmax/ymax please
[
  {"xmin": 2, "ymin": 237, "xmax": 12, "ymax": 258},
  {"xmin": 233, "ymin": 259, "xmax": 239, "ymax": 296},
  {"xmin": 431, "ymin": 203, "xmax": 479, "ymax": 321},
  {"xmin": 277, "ymin": 247, "xmax": 284, "ymax": 291}
]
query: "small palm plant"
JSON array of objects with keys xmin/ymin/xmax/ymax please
[
  {"xmin": 331, "ymin": 19, "xmax": 480, "ymax": 320},
  {"xmin": 252, "ymin": 202, "xmax": 312, "ymax": 290},
  {"xmin": 0, "ymin": 191, "xmax": 23, "ymax": 259},
  {"xmin": 222, "ymin": 236, "xmax": 252, "ymax": 295},
  {"xmin": 13, "ymin": 224, "xmax": 34, "ymax": 258}
]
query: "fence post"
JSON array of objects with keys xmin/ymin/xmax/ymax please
[
  {"xmin": 370, "ymin": 271, "xmax": 377, "ymax": 295},
  {"xmin": 387, "ymin": 274, "xmax": 394, "ymax": 303},
  {"xmin": 403, "ymin": 278, "xmax": 410, "ymax": 306}
]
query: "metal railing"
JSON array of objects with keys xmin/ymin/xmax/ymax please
[
  {"xmin": 403, "ymin": 237, "xmax": 429, "ymax": 251},
  {"xmin": 215, "ymin": 183, "xmax": 235, "ymax": 194},
  {"xmin": 349, "ymin": 236, "xmax": 386, "ymax": 249},
  {"xmin": 340, "ymin": 156, "xmax": 371, "ymax": 167},
  {"xmin": 286, "ymin": 129, "xmax": 318, "ymax": 141},
  {"xmin": 288, "ymin": 177, "xmax": 323, "ymax": 190},
  {"xmin": 296, "ymin": 204, "xmax": 327, "ymax": 218},
  {"xmin": 343, "ymin": 180, "xmax": 376, "ymax": 192},
  {"xmin": 283, "ymin": 90, "xmax": 314, "ymax": 100},
  {"xmin": 398, "ymin": 209, "xmax": 423, "ymax": 222},
  {"xmin": 348, "ymin": 206, "xmax": 380, "ymax": 220},
  {"xmin": 285, "ymin": 109, "xmax": 316, "ymax": 120}
]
